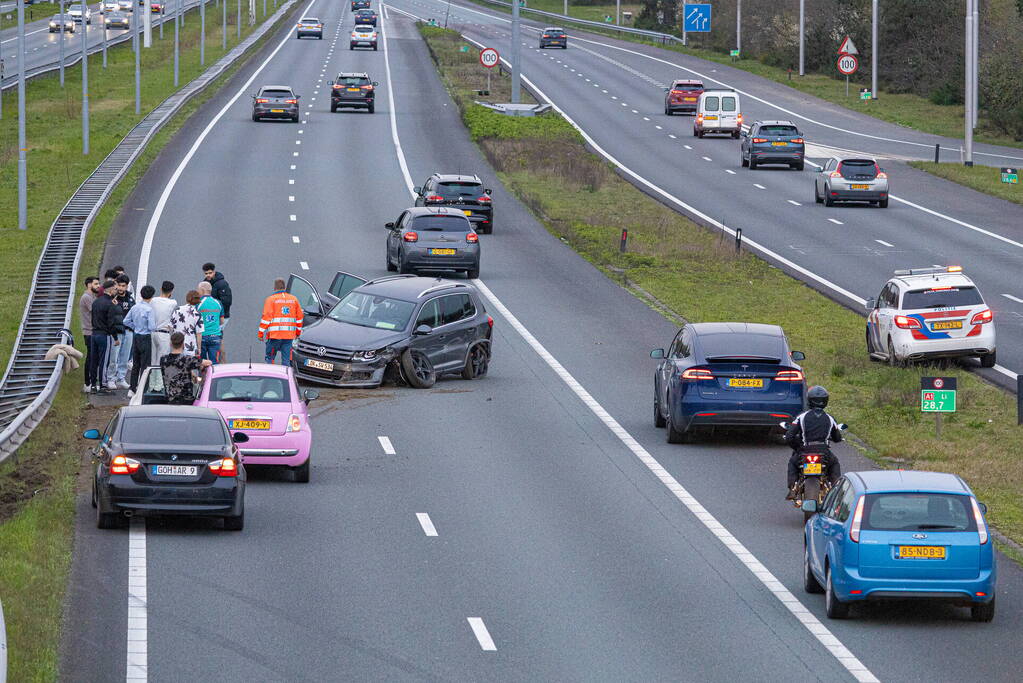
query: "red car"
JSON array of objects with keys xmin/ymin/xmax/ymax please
[{"xmin": 664, "ymin": 79, "xmax": 704, "ymax": 115}]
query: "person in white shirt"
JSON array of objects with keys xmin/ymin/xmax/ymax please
[{"xmin": 149, "ymin": 280, "xmax": 179, "ymax": 364}]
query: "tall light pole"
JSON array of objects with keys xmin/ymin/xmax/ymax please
[
  {"xmin": 59, "ymin": 0, "xmax": 66, "ymax": 86},
  {"xmin": 200, "ymin": 0, "xmax": 205, "ymax": 65},
  {"xmin": 17, "ymin": 0, "xmax": 28, "ymax": 230},
  {"xmin": 964, "ymin": 0, "xmax": 974, "ymax": 165},
  {"xmin": 615, "ymin": 0, "xmax": 619, "ymax": 25},
  {"xmin": 972, "ymin": 1, "xmax": 978, "ymax": 128},
  {"xmin": 134, "ymin": 1, "xmax": 141, "ymax": 114},
  {"xmin": 144, "ymin": 0, "xmax": 152, "ymax": 47},
  {"xmin": 159, "ymin": 0, "xmax": 164, "ymax": 39},
  {"xmin": 173, "ymin": 0, "xmax": 179, "ymax": 86},
  {"xmin": 736, "ymin": 0, "xmax": 741, "ymax": 54},
  {"xmin": 798, "ymin": 0, "xmax": 804, "ymax": 75},
  {"xmin": 563, "ymin": 0, "xmax": 566, "ymax": 15},
  {"xmin": 222, "ymin": 0, "xmax": 226, "ymax": 49},
  {"xmin": 871, "ymin": 0, "xmax": 878, "ymax": 99},
  {"xmin": 81, "ymin": 0, "xmax": 89, "ymax": 155},
  {"xmin": 101, "ymin": 5, "xmax": 107, "ymax": 67},
  {"xmin": 236, "ymin": 0, "xmax": 241, "ymax": 38},
  {"xmin": 510, "ymin": 0, "xmax": 521, "ymax": 103}
]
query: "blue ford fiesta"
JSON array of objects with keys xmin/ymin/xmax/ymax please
[
  {"xmin": 802, "ymin": 470, "xmax": 996, "ymax": 621},
  {"xmin": 651, "ymin": 322, "xmax": 806, "ymax": 442}
]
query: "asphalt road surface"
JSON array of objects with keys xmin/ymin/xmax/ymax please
[{"xmin": 60, "ymin": 1, "xmax": 1023, "ymax": 681}]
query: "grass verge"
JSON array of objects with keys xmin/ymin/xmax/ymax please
[
  {"xmin": 1, "ymin": 2, "xmax": 58, "ymax": 31},
  {"xmin": 421, "ymin": 25, "xmax": 1023, "ymax": 545},
  {"xmin": 0, "ymin": 4, "xmax": 300, "ymax": 678},
  {"xmin": 909, "ymin": 162, "xmax": 1023, "ymax": 206},
  {"xmin": 462, "ymin": 0, "xmax": 1023, "ymax": 149}
]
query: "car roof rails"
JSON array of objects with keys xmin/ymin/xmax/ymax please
[
  {"xmin": 417, "ymin": 281, "xmax": 470, "ymax": 298},
  {"xmin": 893, "ymin": 266, "xmax": 963, "ymax": 277},
  {"xmin": 363, "ymin": 274, "xmax": 417, "ymax": 286}
]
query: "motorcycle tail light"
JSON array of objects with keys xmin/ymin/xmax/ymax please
[
  {"xmin": 971, "ymin": 498, "xmax": 988, "ymax": 544},
  {"xmin": 970, "ymin": 309, "xmax": 993, "ymax": 325},
  {"xmin": 894, "ymin": 315, "xmax": 921, "ymax": 329},
  {"xmin": 804, "ymin": 454, "xmax": 821, "ymax": 463},
  {"xmin": 849, "ymin": 496, "xmax": 865, "ymax": 542}
]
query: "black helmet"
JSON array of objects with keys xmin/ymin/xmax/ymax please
[{"xmin": 807, "ymin": 385, "xmax": 829, "ymax": 409}]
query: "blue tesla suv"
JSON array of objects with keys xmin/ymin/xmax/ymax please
[
  {"xmin": 651, "ymin": 322, "xmax": 806, "ymax": 442},
  {"xmin": 802, "ymin": 470, "xmax": 996, "ymax": 621}
]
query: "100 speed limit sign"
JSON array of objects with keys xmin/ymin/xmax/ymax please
[
  {"xmin": 837, "ymin": 53, "xmax": 859, "ymax": 75},
  {"xmin": 480, "ymin": 47, "xmax": 500, "ymax": 69}
]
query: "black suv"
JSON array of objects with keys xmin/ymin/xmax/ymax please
[
  {"xmin": 287, "ymin": 273, "xmax": 493, "ymax": 388},
  {"xmin": 414, "ymin": 173, "xmax": 494, "ymax": 233},
  {"xmin": 331, "ymin": 72, "xmax": 377, "ymax": 113}
]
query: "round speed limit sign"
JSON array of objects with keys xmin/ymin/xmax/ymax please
[
  {"xmin": 479, "ymin": 47, "xmax": 500, "ymax": 69},
  {"xmin": 837, "ymin": 53, "xmax": 859, "ymax": 76}
]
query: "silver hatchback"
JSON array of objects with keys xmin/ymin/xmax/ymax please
[
  {"xmin": 385, "ymin": 207, "xmax": 481, "ymax": 279},
  {"xmin": 814, "ymin": 158, "xmax": 890, "ymax": 208}
]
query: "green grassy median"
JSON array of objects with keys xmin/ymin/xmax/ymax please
[
  {"xmin": 0, "ymin": 4, "xmax": 299, "ymax": 678},
  {"xmin": 909, "ymin": 162, "xmax": 1023, "ymax": 207},
  {"xmin": 421, "ymin": 25, "xmax": 1023, "ymax": 547}
]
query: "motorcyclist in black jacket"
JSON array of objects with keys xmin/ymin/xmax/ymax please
[{"xmin": 785, "ymin": 385, "xmax": 843, "ymax": 499}]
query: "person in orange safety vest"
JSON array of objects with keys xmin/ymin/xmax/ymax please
[{"xmin": 258, "ymin": 278, "xmax": 304, "ymax": 367}]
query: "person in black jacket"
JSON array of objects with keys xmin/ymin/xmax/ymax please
[
  {"xmin": 89, "ymin": 280, "xmax": 124, "ymax": 392},
  {"xmin": 784, "ymin": 385, "xmax": 843, "ymax": 498},
  {"xmin": 202, "ymin": 263, "xmax": 232, "ymax": 328}
]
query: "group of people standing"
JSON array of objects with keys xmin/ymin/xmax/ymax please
[{"xmin": 78, "ymin": 263, "xmax": 232, "ymax": 397}]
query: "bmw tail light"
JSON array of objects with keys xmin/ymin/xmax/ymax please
[
  {"xmin": 110, "ymin": 455, "xmax": 140, "ymax": 475},
  {"xmin": 970, "ymin": 309, "xmax": 993, "ymax": 325},
  {"xmin": 466, "ymin": 232, "xmax": 479, "ymax": 243},
  {"xmin": 208, "ymin": 458, "xmax": 239, "ymax": 477},
  {"xmin": 849, "ymin": 496, "xmax": 865, "ymax": 542},
  {"xmin": 894, "ymin": 315, "xmax": 921, "ymax": 329},
  {"xmin": 680, "ymin": 367, "xmax": 714, "ymax": 380},
  {"xmin": 287, "ymin": 414, "xmax": 302, "ymax": 432},
  {"xmin": 403, "ymin": 231, "xmax": 419, "ymax": 242},
  {"xmin": 971, "ymin": 498, "xmax": 988, "ymax": 544},
  {"xmin": 775, "ymin": 369, "xmax": 804, "ymax": 381}
]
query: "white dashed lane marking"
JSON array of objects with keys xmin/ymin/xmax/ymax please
[
  {"xmin": 467, "ymin": 618, "xmax": 497, "ymax": 651},
  {"xmin": 725, "ymin": 169, "xmax": 736, "ymax": 175},
  {"xmin": 754, "ymin": 183, "xmax": 766, "ymax": 189},
  {"xmin": 787, "ymin": 199, "xmax": 801, "ymax": 206},
  {"xmin": 701, "ymin": 156, "xmax": 712, "ymax": 161},
  {"xmin": 828, "ymin": 218, "xmax": 843, "ymax": 225},
  {"xmin": 875, "ymin": 239, "xmax": 894, "ymax": 247},
  {"xmin": 292, "ymin": 236, "xmax": 300, "ymax": 243},
  {"xmin": 416, "ymin": 512, "xmax": 438, "ymax": 536},
  {"xmin": 300, "ymin": 261, "xmax": 309, "ymax": 270},
  {"xmin": 378, "ymin": 436, "xmax": 396, "ymax": 454},
  {"xmin": 1002, "ymin": 294, "xmax": 1023, "ymax": 303}
]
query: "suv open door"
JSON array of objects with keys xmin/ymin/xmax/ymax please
[{"xmin": 286, "ymin": 271, "xmax": 367, "ymax": 319}]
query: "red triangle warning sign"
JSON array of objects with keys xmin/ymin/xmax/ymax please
[{"xmin": 838, "ymin": 36, "xmax": 859, "ymax": 55}]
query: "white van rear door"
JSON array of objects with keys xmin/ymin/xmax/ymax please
[{"xmin": 720, "ymin": 96, "xmax": 739, "ymax": 127}]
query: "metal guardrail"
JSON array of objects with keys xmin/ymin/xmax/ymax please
[
  {"xmin": 0, "ymin": 595, "xmax": 6, "ymax": 683},
  {"xmin": 0, "ymin": 0, "xmax": 300, "ymax": 464},
  {"xmin": 472, "ymin": 0, "xmax": 684, "ymax": 45},
  {"xmin": 0, "ymin": 0, "xmax": 206, "ymax": 93}
]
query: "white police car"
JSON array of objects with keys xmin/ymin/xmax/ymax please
[{"xmin": 865, "ymin": 266, "xmax": 996, "ymax": 367}]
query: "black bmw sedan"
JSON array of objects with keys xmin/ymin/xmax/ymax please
[{"xmin": 87, "ymin": 405, "xmax": 249, "ymax": 530}]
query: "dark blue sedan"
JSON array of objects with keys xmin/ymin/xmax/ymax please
[{"xmin": 651, "ymin": 322, "xmax": 806, "ymax": 442}]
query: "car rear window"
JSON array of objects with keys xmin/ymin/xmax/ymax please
[
  {"xmin": 901, "ymin": 286, "xmax": 983, "ymax": 309},
  {"xmin": 412, "ymin": 215, "xmax": 473, "ymax": 232},
  {"xmin": 699, "ymin": 333, "xmax": 785, "ymax": 362},
  {"xmin": 838, "ymin": 160, "xmax": 877, "ymax": 177},
  {"xmin": 436, "ymin": 182, "xmax": 483, "ymax": 198},
  {"xmin": 210, "ymin": 376, "xmax": 291, "ymax": 403},
  {"xmin": 261, "ymin": 89, "xmax": 293, "ymax": 98},
  {"xmin": 720, "ymin": 97, "xmax": 737, "ymax": 112},
  {"xmin": 121, "ymin": 416, "xmax": 226, "ymax": 446},
  {"xmin": 336, "ymin": 77, "xmax": 368, "ymax": 86},
  {"xmin": 759, "ymin": 125, "xmax": 799, "ymax": 136},
  {"xmin": 703, "ymin": 96, "xmax": 719, "ymax": 110},
  {"xmin": 300, "ymin": 17, "xmax": 319, "ymax": 22},
  {"xmin": 354, "ymin": 24, "xmax": 374, "ymax": 31},
  {"xmin": 674, "ymin": 82, "xmax": 703, "ymax": 91},
  {"xmin": 862, "ymin": 493, "xmax": 975, "ymax": 532}
]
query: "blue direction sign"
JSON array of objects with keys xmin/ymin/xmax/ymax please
[{"xmin": 684, "ymin": 4, "xmax": 712, "ymax": 33}]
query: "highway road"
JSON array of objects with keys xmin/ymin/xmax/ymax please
[
  {"xmin": 388, "ymin": 0, "xmax": 1023, "ymax": 390},
  {"xmin": 59, "ymin": 1, "xmax": 1022, "ymax": 681}
]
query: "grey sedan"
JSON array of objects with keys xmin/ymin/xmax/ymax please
[{"xmin": 814, "ymin": 158, "xmax": 890, "ymax": 208}]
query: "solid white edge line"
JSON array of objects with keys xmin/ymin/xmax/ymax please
[
  {"xmin": 416, "ymin": 512, "xmax": 438, "ymax": 536},
  {"xmin": 469, "ymin": 279, "xmax": 878, "ymax": 683},
  {"xmin": 875, "ymin": 239, "xmax": 894, "ymax": 247},
  {"xmin": 382, "ymin": 9, "xmax": 878, "ymax": 677},
  {"xmin": 380, "ymin": 8, "xmax": 417, "ymax": 197},
  {"xmin": 1002, "ymin": 293, "xmax": 1023, "ymax": 303},
  {"xmin": 466, "ymin": 617, "xmax": 497, "ymax": 651},
  {"xmin": 378, "ymin": 435, "xmax": 396, "ymax": 454},
  {"xmin": 126, "ymin": 518, "xmax": 147, "ymax": 681}
]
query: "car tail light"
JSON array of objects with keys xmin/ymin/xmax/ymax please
[
  {"xmin": 255, "ymin": 98, "xmax": 268, "ymax": 103},
  {"xmin": 466, "ymin": 232, "xmax": 479, "ymax": 243},
  {"xmin": 680, "ymin": 367, "xmax": 714, "ymax": 380},
  {"xmin": 351, "ymin": 31, "xmax": 357, "ymax": 37},
  {"xmin": 737, "ymin": 114, "xmax": 743, "ymax": 123},
  {"xmin": 333, "ymin": 84, "xmax": 343, "ymax": 90},
  {"xmin": 829, "ymin": 170, "xmax": 842, "ymax": 179},
  {"xmin": 696, "ymin": 115, "xmax": 704, "ymax": 123},
  {"xmin": 317, "ymin": 23, "xmax": 322, "ymax": 27},
  {"xmin": 894, "ymin": 315, "xmax": 921, "ymax": 329},
  {"xmin": 478, "ymin": 195, "xmax": 491, "ymax": 203},
  {"xmin": 487, "ymin": 315, "xmax": 494, "ymax": 329},
  {"xmin": 849, "ymin": 496, "xmax": 865, "ymax": 542},
  {"xmin": 775, "ymin": 369, "xmax": 804, "ymax": 381},
  {"xmin": 751, "ymin": 138, "xmax": 767, "ymax": 143},
  {"xmin": 542, "ymin": 34, "xmax": 549, "ymax": 38},
  {"xmin": 361, "ymin": 85, "xmax": 374, "ymax": 91},
  {"xmin": 208, "ymin": 458, "xmax": 239, "ymax": 477},
  {"xmin": 110, "ymin": 455, "xmax": 140, "ymax": 475},
  {"xmin": 403, "ymin": 231, "xmax": 418, "ymax": 242},
  {"xmin": 287, "ymin": 414, "xmax": 302, "ymax": 432},
  {"xmin": 876, "ymin": 172, "xmax": 888, "ymax": 179},
  {"xmin": 791, "ymin": 138, "xmax": 804, "ymax": 143},
  {"xmin": 425, "ymin": 195, "xmax": 444, "ymax": 203},
  {"xmin": 970, "ymin": 309, "xmax": 993, "ymax": 325},
  {"xmin": 285, "ymin": 99, "xmax": 298, "ymax": 104},
  {"xmin": 971, "ymin": 498, "xmax": 988, "ymax": 544}
]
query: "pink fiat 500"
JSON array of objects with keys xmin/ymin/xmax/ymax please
[{"xmin": 195, "ymin": 363, "xmax": 317, "ymax": 482}]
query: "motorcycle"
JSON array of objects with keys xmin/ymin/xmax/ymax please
[{"xmin": 780, "ymin": 421, "xmax": 847, "ymax": 523}]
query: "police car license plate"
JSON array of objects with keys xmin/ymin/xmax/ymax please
[
  {"xmin": 152, "ymin": 465, "xmax": 197, "ymax": 476},
  {"xmin": 728, "ymin": 378, "xmax": 764, "ymax": 388},
  {"xmin": 305, "ymin": 359, "xmax": 334, "ymax": 371},
  {"xmin": 803, "ymin": 462, "xmax": 822, "ymax": 475},
  {"xmin": 931, "ymin": 320, "xmax": 963, "ymax": 330}
]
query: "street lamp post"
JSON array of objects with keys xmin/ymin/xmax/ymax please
[
  {"xmin": 237, "ymin": 0, "xmax": 240, "ymax": 38},
  {"xmin": 871, "ymin": 0, "xmax": 878, "ymax": 99},
  {"xmin": 81, "ymin": 0, "xmax": 89, "ymax": 155},
  {"xmin": 964, "ymin": 0, "xmax": 974, "ymax": 165},
  {"xmin": 144, "ymin": 0, "xmax": 152, "ymax": 47},
  {"xmin": 971, "ymin": 1, "xmax": 978, "ymax": 128},
  {"xmin": 798, "ymin": 0, "xmax": 804, "ymax": 75},
  {"xmin": 511, "ymin": 0, "xmax": 520, "ymax": 103},
  {"xmin": 200, "ymin": 0, "xmax": 205, "ymax": 65},
  {"xmin": 59, "ymin": 0, "xmax": 66, "ymax": 86},
  {"xmin": 101, "ymin": 5, "xmax": 107, "ymax": 67},
  {"xmin": 736, "ymin": 0, "xmax": 741, "ymax": 54},
  {"xmin": 222, "ymin": 0, "xmax": 226, "ymax": 49},
  {"xmin": 173, "ymin": 0, "xmax": 179, "ymax": 86},
  {"xmin": 134, "ymin": 1, "xmax": 141, "ymax": 114},
  {"xmin": 18, "ymin": 0, "xmax": 28, "ymax": 229}
]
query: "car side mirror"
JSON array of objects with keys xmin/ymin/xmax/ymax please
[
  {"xmin": 865, "ymin": 297, "xmax": 876, "ymax": 310},
  {"xmin": 790, "ymin": 350, "xmax": 805, "ymax": 361},
  {"xmin": 414, "ymin": 324, "xmax": 433, "ymax": 336},
  {"xmin": 484, "ymin": 188, "xmax": 492, "ymax": 194},
  {"xmin": 978, "ymin": 501, "xmax": 988, "ymax": 514},
  {"xmin": 649, "ymin": 348, "xmax": 665, "ymax": 359},
  {"xmin": 232, "ymin": 432, "xmax": 250, "ymax": 443},
  {"xmin": 837, "ymin": 423, "xmax": 848, "ymax": 431},
  {"xmin": 385, "ymin": 222, "xmax": 395, "ymax": 229},
  {"xmin": 373, "ymin": 81, "xmax": 379, "ymax": 86},
  {"xmin": 801, "ymin": 500, "xmax": 818, "ymax": 513},
  {"xmin": 83, "ymin": 428, "xmax": 101, "ymax": 440},
  {"xmin": 303, "ymin": 389, "xmax": 319, "ymax": 403},
  {"xmin": 413, "ymin": 186, "xmax": 421, "ymax": 194}
]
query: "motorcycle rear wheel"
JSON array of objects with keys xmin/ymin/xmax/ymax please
[{"xmin": 802, "ymin": 477, "xmax": 822, "ymax": 523}]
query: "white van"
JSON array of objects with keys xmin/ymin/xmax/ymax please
[{"xmin": 694, "ymin": 90, "xmax": 742, "ymax": 138}]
